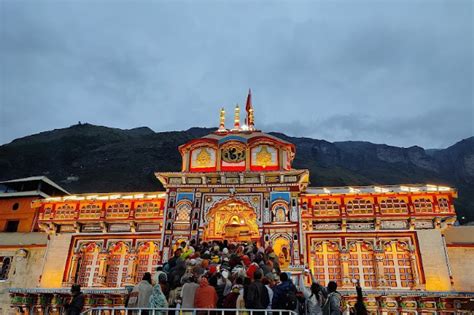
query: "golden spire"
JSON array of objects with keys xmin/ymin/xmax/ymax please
[
  {"xmin": 234, "ymin": 105, "xmax": 240, "ymax": 130},
  {"xmin": 218, "ymin": 107, "xmax": 226, "ymax": 132}
]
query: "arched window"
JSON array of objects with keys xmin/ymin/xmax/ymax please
[
  {"xmin": 438, "ymin": 198, "xmax": 450, "ymax": 213},
  {"xmin": 413, "ymin": 198, "xmax": 433, "ymax": 213},
  {"xmin": 106, "ymin": 242, "xmax": 129, "ymax": 287},
  {"xmin": 313, "ymin": 200, "xmax": 340, "ymax": 216},
  {"xmin": 380, "ymin": 198, "xmax": 408, "ymax": 214},
  {"xmin": 55, "ymin": 204, "xmax": 76, "ymax": 220},
  {"xmin": 346, "ymin": 199, "xmax": 373, "ymax": 215},
  {"xmin": 77, "ymin": 243, "xmax": 100, "ymax": 288},
  {"xmin": 272, "ymin": 203, "xmax": 289, "ymax": 222}
]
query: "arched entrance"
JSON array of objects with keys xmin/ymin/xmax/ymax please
[{"xmin": 203, "ymin": 199, "xmax": 260, "ymax": 243}]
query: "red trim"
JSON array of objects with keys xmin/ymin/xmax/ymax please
[
  {"xmin": 0, "ymin": 244, "xmax": 46, "ymax": 249},
  {"xmin": 446, "ymin": 243, "xmax": 474, "ymax": 248}
]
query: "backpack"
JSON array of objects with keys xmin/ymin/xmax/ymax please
[
  {"xmin": 322, "ymin": 292, "xmax": 343, "ymax": 315},
  {"xmin": 283, "ymin": 289, "xmax": 298, "ymax": 310}
]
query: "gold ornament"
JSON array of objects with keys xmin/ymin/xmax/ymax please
[
  {"xmin": 195, "ymin": 148, "xmax": 212, "ymax": 167},
  {"xmin": 256, "ymin": 145, "xmax": 273, "ymax": 168}
]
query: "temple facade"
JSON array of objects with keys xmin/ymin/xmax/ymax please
[{"xmin": 5, "ymin": 93, "xmax": 474, "ymax": 314}]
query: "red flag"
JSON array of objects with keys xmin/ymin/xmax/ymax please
[{"xmin": 245, "ymin": 88, "xmax": 252, "ymax": 112}]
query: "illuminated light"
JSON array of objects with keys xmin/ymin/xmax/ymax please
[
  {"xmin": 438, "ymin": 186, "xmax": 451, "ymax": 191},
  {"xmin": 241, "ymin": 124, "xmax": 249, "ymax": 131},
  {"xmin": 349, "ymin": 187, "xmax": 360, "ymax": 193},
  {"xmin": 400, "ymin": 186, "xmax": 410, "ymax": 192},
  {"xmin": 426, "ymin": 184, "xmax": 438, "ymax": 191},
  {"xmin": 97, "ymin": 196, "xmax": 109, "ymax": 200},
  {"xmin": 323, "ymin": 188, "xmax": 331, "ymax": 194},
  {"xmin": 86, "ymin": 195, "xmax": 98, "ymax": 200},
  {"xmin": 410, "ymin": 187, "xmax": 420, "ymax": 192},
  {"xmin": 134, "ymin": 194, "xmax": 145, "ymax": 199},
  {"xmin": 374, "ymin": 186, "xmax": 389, "ymax": 193},
  {"xmin": 122, "ymin": 195, "xmax": 134, "ymax": 199},
  {"xmin": 146, "ymin": 194, "xmax": 157, "ymax": 198},
  {"xmin": 45, "ymin": 197, "xmax": 61, "ymax": 202}
]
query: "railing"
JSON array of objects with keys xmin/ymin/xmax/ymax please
[{"xmin": 81, "ymin": 308, "xmax": 299, "ymax": 315}]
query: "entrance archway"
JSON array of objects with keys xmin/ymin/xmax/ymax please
[{"xmin": 203, "ymin": 199, "xmax": 260, "ymax": 243}]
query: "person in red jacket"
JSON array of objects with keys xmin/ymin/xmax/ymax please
[{"xmin": 194, "ymin": 277, "xmax": 218, "ymax": 309}]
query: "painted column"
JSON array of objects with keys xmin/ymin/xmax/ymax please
[
  {"xmin": 409, "ymin": 247, "xmax": 420, "ymax": 289},
  {"xmin": 66, "ymin": 252, "xmax": 81, "ymax": 285},
  {"xmin": 125, "ymin": 250, "xmax": 138, "ymax": 285},
  {"xmin": 374, "ymin": 249, "xmax": 386, "ymax": 288},
  {"xmin": 94, "ymin": 249, "xmax": 108, "ymax": 287},
  {"xmin": 340, "ymin": 247, "xmax": 351, "ymax": 287}
]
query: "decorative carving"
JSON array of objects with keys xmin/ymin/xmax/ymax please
[
  {"xmin": 347, "ymin": 222, "xmax": 374, "ymax": 230},
  {"xmin": 380, "ymin": 220, "xmax": 408, "ymax": 230},
  {"xmin": 221, "ymin": 143, "xmax": 246, "ymax": 163},
  {"xmin": 313, "ymin": 223, "xmax": 340, "ymax": 230}
]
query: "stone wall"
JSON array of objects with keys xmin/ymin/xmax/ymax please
[
  {"xmin": 0, "ymin": 233, "xmax": 48, "ymax": 315},
  {"xmin": 416, "ymin": 229, "xmax": 452, "ymax": 291},
  {"xmin": 444, "ymin": 226, "xmax": 474, "ymax": 292},
  {"xmin": 40, "ymin": 233, "xmax": 72, "ymax": 288}
]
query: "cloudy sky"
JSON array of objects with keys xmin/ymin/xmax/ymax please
[{"xmin": 0, "ymin": 0, "xmax": 472, "ymax": 148}]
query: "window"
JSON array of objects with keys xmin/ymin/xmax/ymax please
[
  {"xmin": 135, "ymin": 202, "xmax": 160, "ymax": 218},
  {"xmin": 348, "ymin": 242, "xmax": 376, "ymax": 288},
  {"xmin": 438, "ymin": 198, "xmax": 450, "ymax": 213},
  {"xmin": 136, "ymin": 242, "xmax": 160, "ymax": 282},
  {"xmin": 106, "ymin": 203, "xmax": 130, "ymax": 219},
  {"xmin": 413, "ymin": 198, "xmax": 433, "ymax": 213},
  {"xmin": 5, "ymin": 220, "xmax": 19, "ymax": 232},
  {"xmin": 55, "ymin": 204, "xmax": 76, "ymax": 220},
  {"xmin": 383, "ymin": 241, "xmax": 414, "ymax": 288},
  {"xmin": 106, "ymin": 242, "xmax": 129, "ymax": 287},
  {"xmin": 12, "ymin": 203, "xmax": 19, "ymax": 211},
  {"xmin": 346, "ymin": 199, "xmax": 373, "ymax": 215},
  {"xmin": 0, "ymin": 257, "xmax": 12, "ymax": 280},
  {"xmin": 311, "ymin": 241, "xmax": 342, "ymax": 287},
  {"xmin": 380, "ymin": 198, "xmax": 408, "ymax": 214},
  {"xmin": 313, "ymin": 200, "xmax": 340, "ymax": 216},
  {"xmin": 77, "ymin": 243, "xmax": 100, "ymax": 288},
  {"xmin": 79, "ymin": 204, "xmax": 102, "ymax": 219}
]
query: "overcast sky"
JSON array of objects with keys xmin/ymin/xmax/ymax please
[{"xmin": 0, "ymin": 0, "xmax": 472, "ymax": 148}]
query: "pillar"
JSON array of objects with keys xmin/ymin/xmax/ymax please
[
  {"xmin": 125, "ymin": 250, "xmax": 138, "ymax": 285},
  {"xmin": 409, "ymin": 247, "xmax": 420, "ymax": 289},
  {"xmin": 94, "ymin": 249, "xmax": 108, "ymax": 287},
  {"xmin": 374, "ymin": 249, "xmax": 387, "ymax": 288},
  {"xmin": 66, "ymin": 252, "xmax": 81, "ymax": 285},
  {"xmin": 340, "ymin": 248, "xmax": 351, "ymax": 287}
]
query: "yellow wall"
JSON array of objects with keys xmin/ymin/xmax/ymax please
[
  {"xmin": 417, "ymin": 229, "xmax": 452, "ymax": 291},
  {"xmin": 40, "ymin": 233, "xmax": 72, "ymax": 288},
  {"xmin": 0, "ymin": 197, "xmax": 38, "ymax": 232},
  {"xmin": 444, "ymin": 226, "xmax": 474, "ymax": 292}
]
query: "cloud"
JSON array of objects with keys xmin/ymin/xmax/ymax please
[{"xmin": 0, "ymin": 0, "xmax": 472, "ymax": 148}]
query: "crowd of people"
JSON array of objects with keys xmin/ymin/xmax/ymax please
[{"xmin": 124, "ymin": 240, "xmax": 368, "ymax": 315}]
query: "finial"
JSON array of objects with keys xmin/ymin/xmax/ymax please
[
  {"xmin": 245, "ymin": 89, "xmax": 254, "ymax": 130},
  {"xmin": 218, "ymin": 107, "xmax": 226, "ymax": 132},
  {"xmin": 234, "ymin": 105, "xmax": 240, "ymax": 130}
]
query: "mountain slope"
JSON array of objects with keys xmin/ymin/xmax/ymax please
[{"xmin": 0, "ymin": 124, "xmax": 472, "ymax": 223}]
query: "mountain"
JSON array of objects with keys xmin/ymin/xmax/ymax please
[{"xmin": 0, "ymin": 123, "xmax": 473, "ymax": 223}]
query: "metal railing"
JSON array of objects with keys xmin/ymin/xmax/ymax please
[{"xmin": 81, "ymin": 308, "xmax": 299, "ymax": 315}]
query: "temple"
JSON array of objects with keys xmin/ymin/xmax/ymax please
[{"xmin": 3, "ymin": 91, "xmax": 474, "ymax": 314}]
